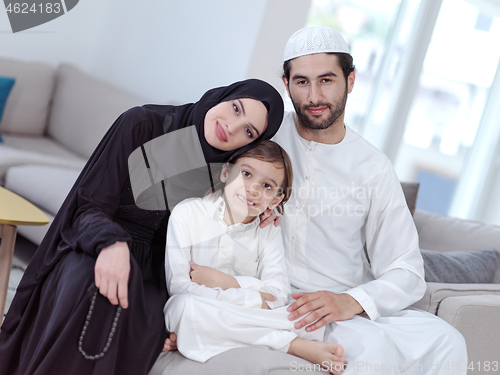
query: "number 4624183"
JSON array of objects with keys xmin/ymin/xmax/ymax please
[{"xmin": 5, "ymin": 3, "xmax": 61, "ymax": 14}]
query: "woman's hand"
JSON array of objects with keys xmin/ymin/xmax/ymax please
[
  {"xmin": 94, "ymin": 241, "xmax": 130, "ymax": 309},
  {"xmin": 190, "ymin": 261, "xmax": 239, "ymax": 290},
  {"xmin": 259, "ymin": 208, "xmax": 281, "ymax": 228}
]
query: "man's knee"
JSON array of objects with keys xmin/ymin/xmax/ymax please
[{"xmin": 331, "ymin": 319, "xmax": 397, "ymax": 360}]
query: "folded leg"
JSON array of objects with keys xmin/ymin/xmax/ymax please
[
  {"xmin": 327, "ymin": 308, "xmax": 467, "ymax": 374},
  {"xmin": 164, "ymin": 294, "xmax": 325, "ymax": 363}
]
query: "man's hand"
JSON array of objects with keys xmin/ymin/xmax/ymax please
[
  {"xmin": 190, "ymin": 262, "xmax": 239, "ymax": 290},
  {"xmin": 260, "ymin": 292, "xmax": 276, "ymax": 309},
  {"xmin": 287, "ymin": 291, "xmax": 363, "ymax": 332},
  {"xmin": 162, "ymin": 332, "xmax": 178, "ymax": 352},
  {"xmin": 259, "ymin": 208, "xmax": 281, "ymax": 228},
  {"xmin": 94, "ymin": 241, "xmax": 130, "ymax": 309}
]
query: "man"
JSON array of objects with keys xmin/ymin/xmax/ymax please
[{"xmin": 271, "ymin": 25, "xmax": 467, "ymax": 373}]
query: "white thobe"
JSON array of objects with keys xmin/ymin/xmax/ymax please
[
  {"xmin": 164, "ymin": 194, "xmax": 324, "ymax": 363},
  {"xmin": 274, "ymin": 112, "xmax": 426, "ymax": 319},
  {"xmin": 272, "ymin": 111, "xmax": 467, "ymax": 374}
]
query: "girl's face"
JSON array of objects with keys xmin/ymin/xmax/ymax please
[
  {"xmin": 221, "ymin": 157, "xmax": 284, "ymax": 225},
  {"xmin": 204, "ymin": 98, "xmax": 268, "ymax": 151}
]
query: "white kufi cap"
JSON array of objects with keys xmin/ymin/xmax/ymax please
[{"xmin": 283, "ymin": 25, "xmax": 350, "ymax": 62}]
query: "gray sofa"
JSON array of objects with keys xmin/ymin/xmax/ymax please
[
  {"xmin": 0, "ymin": 56, "xmax": 145, "ymax": 245},
  {"xmin": 2, "ymin": 57, "xmax": 499, "ymax": 375}
]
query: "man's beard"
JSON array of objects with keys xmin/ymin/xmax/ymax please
[{"xmin": 290, "ymin": 86, "xmax": 348, "ymax": 130}]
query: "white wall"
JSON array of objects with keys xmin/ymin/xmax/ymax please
[
  {"xmin": 0, "ymin": 0, "xmax": 269, "ymax": 103},
  {"xmin": 246, "ymin": 0, "xmax": 311, "ymax": 92}
]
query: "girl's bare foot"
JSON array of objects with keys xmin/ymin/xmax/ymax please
[
  {"xmin": 288, "ymin": 338, "xmax": 345, "ymax": 374},
  {"xmin": 162, "ymin": 332, "xmax": 178, "ymax": 352}
]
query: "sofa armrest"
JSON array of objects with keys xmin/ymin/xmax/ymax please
[
  {"xmin": 437, "ymin": 295, "xmax": 500, "ymax": 371},
  {"xmin": 412, "ymin": 282, "xmax": 500, "ymax": 314}
]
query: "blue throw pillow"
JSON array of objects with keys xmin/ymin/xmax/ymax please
[
  {"xmin": 0, "ymin": 76, "xmax": 16, "ymax": 143},
  {"xmin": 421, "ymin": 248, "xmax": 500, "ymax": 283}
]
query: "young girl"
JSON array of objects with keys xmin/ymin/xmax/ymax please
[{"xmin": 163, "ymin": 140, "xmax": 345, "ymax": 374}]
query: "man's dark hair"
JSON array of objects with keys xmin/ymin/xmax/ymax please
[{"xmin": 282, "ymin": 52, "xmax": 355, "ymax": 84}]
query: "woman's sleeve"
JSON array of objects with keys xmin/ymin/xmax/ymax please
[
  {"xmin": 60, "ymin": 108, "xmax": 153, "ymax": 256},
  {"xmin": 165, "ymin": 206, "xmax": 263, "ymax": 308},
  {"xmin": 233, "ymin": 226, "xmax": 291, "ymax": 309}
]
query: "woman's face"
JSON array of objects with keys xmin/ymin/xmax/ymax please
[{"xmin": 204, "ymin": 98, "xmax": 268, "ymax": 151}]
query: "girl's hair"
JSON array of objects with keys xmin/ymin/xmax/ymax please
[{"xmin": 228, "ymin": 140, "xmax": 293, "ymax": 215}]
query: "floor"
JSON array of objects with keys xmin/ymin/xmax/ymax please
[{"xmin": 3, "ymin": 234, "xmax": 37, "ymax": 318}]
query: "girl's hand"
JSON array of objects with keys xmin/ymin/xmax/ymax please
[
  {"xmin": 162, "ymin": 332, "xmax": 178, "ymax": 352},
  {"xmin": 94, "ymin": 241, "xmax": 130, "ymax": 309},
  {"xmin": 259, "ymin": 208, "xmax": 281, "ymax": 228},
  {"xmin": 190, "ymin": 261, "xmax": 239, "ymax": 290},
  {"xmin": 260, "ymin": 292, "xmax": 276, "ymax": 309}
]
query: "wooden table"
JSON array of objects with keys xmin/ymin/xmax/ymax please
[{"xmin": 0, "ymin": 186, "xmax": 49, "ymax": 324}]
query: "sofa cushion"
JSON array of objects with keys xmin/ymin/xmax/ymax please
[
  {"xmin": 5, "ymin": 164, "xmax": 80, "ymax": 216},
  {"xmin": 47, "ymin": 64, "xmax": 145, "ymax": 158},
  {"xmin": 414, "ymin": 209, "xmax": 500, "ymax": 255},
  {"xmin": 0, "ymin": 134, "xmax": 85, "ymax": 184},
  {"xmin": 0, "ymin": 57, "xmax": 56, "ymax": 135},
  {"xmin": 400, "ymin": 182, "xmax": 419, "ymax": 216},
  {"xmin": 421, "ymin": 248, "xmax": 500, "ymax": 284},
  {"xmin": 0, "ymin": 76, "xmax": 16, "ymax": 143},
  {"xmin": 0, "ymin": 133, "xmax": 86, "ymax": 163},
  {"xmin": 16, "ymin": 208, "xmax": 53, "ymax": 246}
]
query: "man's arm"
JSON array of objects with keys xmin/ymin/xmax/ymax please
[
  {"xmin": 342, "ymin": 164, "xmax": 426, "ymax": 320},
  {"xmin": 287, "ymin": 162, "xmax": 425, "ymax": 330}
]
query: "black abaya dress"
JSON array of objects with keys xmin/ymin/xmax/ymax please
[
  {"xmin": 0, "ymin": 79, "xmax": 284, "ymax": 375},
  {"xmin": 0, "ymin": 107, "xmax": 171, "ymax": 375}
]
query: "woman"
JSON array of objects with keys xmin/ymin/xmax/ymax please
[{"xmin": 0, "ymin": 79, "xmax": 284, "ymax": 375}]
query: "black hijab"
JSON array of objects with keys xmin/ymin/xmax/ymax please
[
  {"xmin": 162, "ymin": 78, "xmax": 285, "ymax": 163},
  {"xmin": 130, "ymin": 79, "xmax": 285, "ymax": 210}
]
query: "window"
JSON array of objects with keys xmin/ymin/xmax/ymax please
[{"xmin": 306, "ymin": 0, "xmax": 500, "ymax": 223}]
